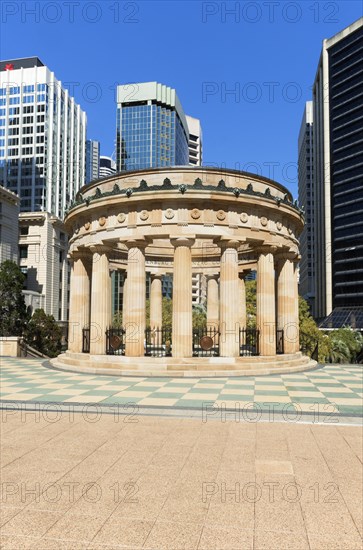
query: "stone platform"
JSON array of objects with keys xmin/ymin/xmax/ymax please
[{"xmin": 51, "ymin": 351, "xmax": 317, "ymax": 377}]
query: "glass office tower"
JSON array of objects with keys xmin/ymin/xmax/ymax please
[
  {"xmin": 116, "ymin": 82, "xmax": 189, "ymax": 172},
  {"xmin": 0, "ymin": 57, "xmax": 86, "ymax": 218}
]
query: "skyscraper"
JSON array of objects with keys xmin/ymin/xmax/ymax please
[
  {"xmin": 186, "ymin": 115, "xmax": 203, "ymax": 166},
  {"xmin": 0, "ymin": 57, "xmax": 86, "ymax": 218},
  {"xmin": 85, "ymin": 139, "xmax": 100, "ymax": 184},
  {"xmin": 99, "ymin": 156, "xmax": 116, "ymax": 178},
  {"xmin": 298, "ymin": 101, "xmax": 314, "ymax": 306},
  {"xmin": 299, "ymin": 18, "xmax": 363, "ymax": 322},
  {"xmin": 116, "ymin": 82, "xmax": 192, "ymax": 172},
  {"xmin": 115, "ymin": 81, "xmax": 203, "ymax": 305}
]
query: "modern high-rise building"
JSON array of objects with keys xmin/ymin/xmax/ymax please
[
  {"xmin": 115, "ymin": 82, "xmax": 203, "ymax": 307},
  {"xmin": 116, "ymin": 82, "xmax": 191, "ymax": 172},
  {"xmin": 299, "ymin": 18, "xmax": 363, "ymax": 323},
  {"xmin": 99, "ymin": 155, "xmax": 116, "ymax": 178},
  {"xmin": 85, "ymin": 139, "xmax": 100, "ymax": 184},
  {"xmin": 186, "ymin": 115, "xmax": 203, "ymax": 166},
  {"xmin": 298, "ymin": 101, "xmax": 314, "ymax": 306},
  {"xmin": 0, "ymin": 57, "xmax": 87, "ymax": 218}
]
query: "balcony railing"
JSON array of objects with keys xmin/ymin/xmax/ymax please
[
  {"xmin": 145, "ymin": 327, "xmax": 172, "ymax": 357},
  {"xmin": 192, "ymin": 327, "xmax": 220, "ymax": 357},
  {"xmin": 239, "ymin": 328, "xmax": 260, "ymax": 356},
  {"xmin": 82, "ymin": 327, "xmax": 90, "ymax": 353},
  {"xmin": 276, "ymin": 329, "xmax": 284, "ymax": 354},
  {"xmin": 106, "ymin": 328, "xmax": 126, "ymax": 355}
]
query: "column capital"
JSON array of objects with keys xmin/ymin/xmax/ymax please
[
  {"xmin": 239, "ymin": 269, "xmax": 251, "ymax": 279},
  {"xmin": 150, "ymin": 273, "xmax": 163, "ymax": 281},
  {"xmin": 124, "ymin": 238, "xmax": 150, "ymax": 250},
  {"xmin": 68, "ymin": 247, "xmax": 91, "ymax": 262},
  {"xmin": 170, "ymin": 236, "xmax": 195, "ymax": 248},
  {"xmin": 255, "ymin": 244, "xmax": 278, "ymax": 256},
  {"xmin": 88, "ymin": 243, "xmax": 112, "ymax": 255},
  {"xmin": 214, "ymin": 237, "xmax": 241, "ymax": 250},
  {"xmin": 206, "ymin": 272, "xmax": 219, "ymax": 281},
  {"xmin": 275, "ymin": 249, "xmax": 299, "ymax": 263}
]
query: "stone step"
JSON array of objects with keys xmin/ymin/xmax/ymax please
[{"xmin": 51, "ymin": 354, "xmax": 317, "ymax": 378}]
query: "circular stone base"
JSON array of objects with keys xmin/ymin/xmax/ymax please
[{"xmin": 51, "ymin": 352, "xmax": 317, "ymax": 377}]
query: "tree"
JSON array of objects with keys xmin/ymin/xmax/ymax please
[
  {"xmin": 245, "ymin": 280, "xmax": 257, "ymax": 328},
  {"xmin": 329, "ymin": 327, "xmax": 363, "ymax": 364},
  {"xmin": 299, "ymin": 296, "xmax": 330, "ymax": 363},
  {"xmin": 0, "ymin": 260, "xmax": 29, "ymax": 336},
  {"xmin": 192, "ymin": 304, "xmax": 207, "ymax": 329},
  {"xmin": 24, "ymin": 309, "xmax": 63, "ymax": 358}
]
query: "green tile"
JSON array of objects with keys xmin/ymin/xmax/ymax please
[
  {"xmin": 290, "ymin": 397, "xmax": 331, "ymax": 404},
  {"xmin": 218, "ymin": 394, "xmax": 254, "ymax": 401},
  {"xmin": 255, "ymin": 380, "xmax": 284, "ymax": 388},
  {"xmin": 101, "ymin": 396, "xmax": 142, "ymax": 405},
  {"xmin": 321, "ymin": 392, "xmax": 360, "ymax": 399},
  {"xmin": 284, "ymin": 386, "xmax": 320, "ymax": 391},
  {"xmin": 335, "ymin": 405, "xmax": 362, "ymax": 415},
  {"xmin": 188, "ymin": 388, "xmax": 220, "ymax": 394},
  {"xmin": 149, "ymin": 392, "xmax": 185, "ymax": 399},
  {"xmin": 255, "ymin": 390, "xmax": 289, "ymax": 396},
  {"xmin": 174, "ymin": 399, "xmax": 212, "ymax": 408},
  {"xmin": 81, "ymin": 389, "xmax": 119, "ymax": 396},
  {"xmin": 313, "ymin": 383, "xmax": 346, "ymax": 388}
]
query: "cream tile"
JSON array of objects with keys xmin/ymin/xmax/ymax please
[
  {"xmin": 180, "ymin": 393, "xmax": 218, "ymax": 400},
  {"xmin": 63, "ymin": 394, "xmax": 107, "ymax": 403},
  {"xmin": 154, "ymin": 386, "xmax": 189, "ymax": 394},
  {"xmin": 288, "ymin": 391, "xmax": 324, "ymax": 398},
  {"xmin": 112, "ymin": 390, "xmax": 151, "ymax": 398},
  {"xmin": 48, "ymin": 389, "xmax": 88, "ymax": 396},
  {"xmin": 138, "ymin": 398, "xmax": 178, "ymax": 406},
  {"xmin": 2, "ymin": 393, "xmax": 42, "ymax": 400}
]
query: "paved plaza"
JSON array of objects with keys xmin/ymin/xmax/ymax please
[
  {"xmin": 0, "ymin": 358, "xmax": 362, "ymax": 417},
  {"xmin": 0, "ymin": 358, "xmax": 362, "ymax": 549}
]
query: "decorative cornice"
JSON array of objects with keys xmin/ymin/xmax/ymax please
[{"xmin": 65, "ymin": 177, "xmax": 303, "ymax": 217}]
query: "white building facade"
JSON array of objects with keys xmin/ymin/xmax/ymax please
[
  {"xmin": 0, "ymin": 57, "xmax": 86, "ymax": 219},
  {"xmin": 0, "ymin": 185, "xmax": 19, "ymax": 264},
  {"xmin": 85, "ymin": 139, "xmax": 100, "ymax": 184},
  {"xmin": 186, "ymin": 115, "xmax": 203, "ymax": 166},
  {"xmin": 19, "ymin": 212, "xmax": 69, "ymax": 321}
]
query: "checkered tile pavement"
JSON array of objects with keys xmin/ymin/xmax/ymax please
[{"xmin": 0, "ymin": 357, "xmax": 362, "ymax": 416}]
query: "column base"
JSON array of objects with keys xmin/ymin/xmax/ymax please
[{"xmin": 52, "ymin": 351, "xmax": 317, "ymax": 377}]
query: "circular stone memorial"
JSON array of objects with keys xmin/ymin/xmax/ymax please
[{"xmin": 51, "ymin": 166, "xmax": 317, "ymax": 376}]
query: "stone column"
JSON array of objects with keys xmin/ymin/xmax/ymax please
[
  {"xmin": 68, "ymin": 250, "xmax": 91, "ymax": 353},
  {"xmin": 257, "ymin": 247, "xmax": 276, "ymax": 356},
  {"xmin": 90, "ymin": 247, "xmax": 111, "ymax": 355},
  {"xmin": 125, "ymin": 240, "xmax": 146, "ymax": 357},
  {"xmin": 122, "ymin": 274, "xmax": 128, "ymax": 327},
  {"xmin": 150, "ymin": 275, "xmax": 163, "ymax": 329},
  {"xmin": 219, "ymin": 240, "xmax": 240, "ymax": 357},
  {"xmin": 206, "ymin": 274, "xmax": 219, "ymax": 329},
  {"xmin": 239, "ymin": 274, "xmax": 247, "ymax": 329},
  {"xmin": 292, "ymin": 260, "xmax": 300, "ymax": 353},
  {"xmin": 276, "ymin": 254, "xmax": 299, "ymax": 354},
  {"xmin": 171, "ymin": 237, "xmax": 195, "ymax": 357}
]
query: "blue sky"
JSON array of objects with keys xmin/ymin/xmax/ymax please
[{"xmin": 1, "ymin": 0, "xmax": 362, "ymax": 197}]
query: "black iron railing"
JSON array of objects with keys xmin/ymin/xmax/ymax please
[
  {"xmin": 106, "ymin": 327, "xmax": 126, "ymax": 355},
  {"xmin": 82, "ymin": 328, "xmax": 90, "ymax": 353},
  {"xmin": 300, "ymin": 332, "xmax": 319, "ymax": 362},
  {"xmin": 239, "ymin": 328, "xmax": 260, "ymax": 356},
  {"xmin": 145, "ymin": 327, "xmax": 172, "ymax": 357},
  {"xmin": 276, "ymin": 329, "xmax": 284, "ymax": 354},
  {"xmin": 192, "ymin": 327, "xmax": 220, "ymax": 357}
]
